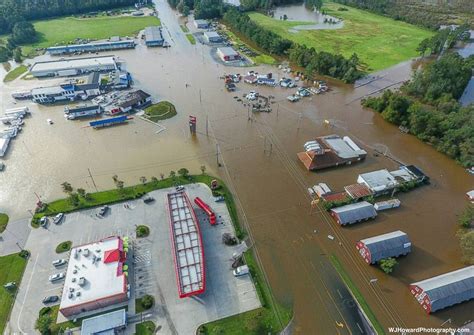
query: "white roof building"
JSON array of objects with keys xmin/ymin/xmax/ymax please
[
  {"xmin": 30, "ymin": 56, "xmax": 118, "ymax": 78},
  {"xmin": 59, "ymin": 236, "xmax": 129, "ymax": 317},
  {"xmin": 357, "ymin": 169, "xmax": 398, "ymax": 194}
]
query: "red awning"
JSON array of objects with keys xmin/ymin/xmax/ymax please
[{"xmin": 104, "ymin": 249, "xmax": 120, "ymax": 263}]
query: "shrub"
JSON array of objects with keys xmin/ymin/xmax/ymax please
[
  {"xmin": 136, "ymin": 225, "xmax": 150, "ymax": 238},
  {"xmin": 140, "ymin": 295, "xmax": 154, "ymax": 310},
  {"xmin": 56, "ymin": 241, "xmax": 72, "ymax": 253},
  {"xmin": 19, "ymin": 250, "xmax": 30, "ymax": 259},
  {"xmin": 379, "ymin": 257, "xmax": 398, "ymax": 274}
]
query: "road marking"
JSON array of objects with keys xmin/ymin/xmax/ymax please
[
  {"xmin": 337, "ymin": 289, "xmax": 343, "ymax": 299},
  {"xmin": 17, "ymin": 253, "xmax": 39, "ymax": 334},
  {"xmin": 356, "ymin": 322, "xmax": 364, "ymax": 333},
  {"xmin": 44, "ymin": 287, "xmax": 60, "ymax": 292}
]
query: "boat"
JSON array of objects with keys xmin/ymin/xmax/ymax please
[{"xmin": 167, "ymin": 191, "xmax": 205, "ymax": 298}]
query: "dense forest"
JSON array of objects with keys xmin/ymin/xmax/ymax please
[
  {"xmin": 0, "ymin": 0, "xmax": 135, "ymax": 34},
  {"xmin": 332, "ymin": 0, "xmax": 474, "ymax": 29},
  {"xmin": 223, "ymin": 8, "xmax": 362, "ymax": 82},
  {"xmin": 168, "ymin": 0, "xmax": 224, "ymax": 19},
  {"xmin": 417, "ymin": 25, "xmax": 470, "ymax": 56},
  {"xmin": 363, "ymin": 53, "xmax": 474, "ymax": 167}
]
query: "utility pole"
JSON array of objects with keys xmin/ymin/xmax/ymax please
[
  {"xmin": 297, "ymin": 113, "xmax": 303, "ymax": 130},
  {"xmin": 206, "ymin": 115, "xmax": 209, "ymax": 136},
  {"xmin": 276, "ymin": 104, "xmax": 279, "ymax": 118},
  {"xmin": 88, "ymin": 168, "xmax": 99, "ymax": 192},
  {"xmin": 216, "ymin": 143, "xmax": 221, "ymax": 167}
]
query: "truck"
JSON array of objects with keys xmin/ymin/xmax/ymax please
[{"xmin": 233, "ymin": 265, "xmax": 249, "ymax": 277}]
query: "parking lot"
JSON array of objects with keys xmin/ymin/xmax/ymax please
[{"xmin": 7, "ymin": 183, "xmax": 260, "ymax": 334}]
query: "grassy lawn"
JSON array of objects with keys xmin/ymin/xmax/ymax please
[
  {"xmin": 19, "ymin": 15, "xmax": 160, "ymax": 56},
  {"xmin": 0, "ymin": 213, "xmax": 9, "ymax": 233},
  {"xmin": 0, "ymin": 253, "xmax": 28, "ymax": 334},
  {"xmin": 3, "ymin": 65, "xmax": 28, "ymax": 83},
  {"xmin": 186, "ymin": 33, "xmax": 196, "ymax": 45},
  {"xmin": 55, "ymin": 241, "xmax": 72, "ymax": 254},
  {"xmin": 330, "ymin": 254, "xmax": 385, "ymax": 335},
  {"xmin": 248, "ymin": 2, "xmax": 433, "ymax": 71},
  {"xmin": 144, "ymin": 101, "xmax": 177, "ymax": 122},
  {"xmin": 136, "ymin": 321, "xmax": 156, "ymax": 335}
]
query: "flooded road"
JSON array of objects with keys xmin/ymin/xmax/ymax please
[{"xmin": 1, "ymin": 0, "xmax": 473, "ymax": 332}]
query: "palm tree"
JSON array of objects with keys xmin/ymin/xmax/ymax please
[
  {"xmin": 169, "ymin": 171, "xmax": 176, "ymax": 179},
  {"xmin": 177, "ymin": 168, "xmax": 189, "ymax": 178},
  {"xmin": 151, "ymin": 176, "xmax": 158, "ymax": 184},
  {"xmin": 77, "ymin": 188, "xmax": 86, "ymax": 198}
]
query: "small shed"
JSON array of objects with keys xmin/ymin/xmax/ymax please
[
  {"xmin": 330, "ymin": 201, "xmax": 377, "ymax": 226},
  {"xmin": 344, "ymin": 183, "xmax": 373, "ymax": 199},
  {"xmin": 356, "ymin": 230, "xmax": 411, "ymax": 264},
  {"xmin": 410, "ymin": 266, "xmax": 474, "ymax": 313}
]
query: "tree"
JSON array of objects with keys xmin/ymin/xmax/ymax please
[
  {"xmin": 140, "ymin": 176, "xmax": 147, "ymax": 184},
  {"xmin": 35, "ymin": 314, "xmax": 52, "ymax": 335},
  {"xmin": 151, "ymin": 176, "xmax": 158, "ymax": 184},
  {"xmin": 459, "ymin": 230, "xmax": 474, "ymax": 265},
  {"xmin": 13, "ymin": 47, "xmax": 22, "ymax": 63},
  {"xmin": 69, "ymin": 192, "xmax": 80, "ymax": 206},
  {"xmin": 169, "ymin": 170, "xmax": 176, "ymax": 179},
  {"xmin": 379, "ymin": 258, "xmax": 398, "ymax": 274},
  {"xmin": 160, "ymin": 173, "xmax": 165, "ymax": 180},
  {"xmin": 0, "ymin": 46, "xmax": 11, "ymax": 62},
  {"xmin": 459, "ymin": 204, "xmax": 474, "ymax": 228},
  {"xmin": 10, "ymin": 21, "xmax": 37, "ymax": 45},
  {"xmin": 61, "ymin": 182, "xmax": 73, "ymax": 194},
  {"xmin": 77, "ymin": 188, "xmax": 86, "ymax": 198},
  {"xmin": 200, "ymin": 165, "xmax": 206, "ymax": 174},
  {"xmin": 140, "ymin": 294, "xmax": 155, "ymax": 310},
  {"xmin": 177, "ymin": 168, "xmax": 189, "ymax": 178}
]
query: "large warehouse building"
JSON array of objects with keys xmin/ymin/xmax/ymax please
[
  {"xmin": 46, "ymin": 40, "xmax": 135, "ymax": 55},
  {"xmin": 59, "ymin": 236, "xmax": 129, "ymax": 317},
  {"xmin": 30, "ymin": 56, "xmax": 118, "ymax": 78},
  {"xmin": 356, "ymin": 230, "xmax": 411, "ymax": 264},
  {"xmin": 144, "ymin": 26, "xmax": 164, "ymax": 47},
  {"xmin": 217, "ymin": 47, "xmax": 240, "ymax": 62},
  {"xmin": 410, "ymin": 266, "xmax": 474, "ymax": 313},
  {"xmin": 330, "ymin": 201, "xmax": 377, "ymax": 226}
]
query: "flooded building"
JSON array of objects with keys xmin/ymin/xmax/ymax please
[
  {"xmin": 194, "ymin": 19, "xmax": 209, "ymax": 29},
  {"xmin": 297, "ymin": 135, "xmax": 367, "ymax": 171},
  {"xmin": 344, "ymin": 183, "xmax": 373, "ymax": 200},
  {"xmin": 59, "ymin": 236, "xmax": 129, "ymax": 317},
  {"xmin": 144, "ymin": 26, "xmax": 164, "ymax": 47},
  {"xmin": 321, "ymin": 191, "xmax": 349, "ymax": 203},
  {"xmin": 217, "ymin": 47, "xmax": 240, "ymax": 62},
  {"xmin": 30, "ymin": 56, "xmax": 118, "ymax": 78},
  {"xmin": 31, "ymin": 82, "xmax": 100, "ymax": 104},
  {"xmin": 330, "ymin": 201, "xmax": 377, "ymax": 226},
  {"xmin": 46, "ymin": 40, "xmax": 135, "ymax": 55},
  {"xmin": 204, "ymin": 31, "xmax": 222, "ymax": 43},
  {"xmin": 357, "ymin": 169, "xmax": 398, "ymax": 195},
  {"xmin": 116, "ymin": 90, "xmax": 152, "ymax": 113},
  {"xmin": 356, "ymin": 230, "xmax": 411, "ymax": 264},
  {"xmin": 410, "ymin": 266, "xmax": 474, "ymax": 314},
  {"xmin": 64, "ymin": 105, "xmax": 102, "ymax": 120}
]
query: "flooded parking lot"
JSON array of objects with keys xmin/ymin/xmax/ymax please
[{"xmin": 1, "ymin": 0, "xmax": 473, "ymax": 333}]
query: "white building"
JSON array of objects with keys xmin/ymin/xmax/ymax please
[
  {"xmin": 217, "ymin": 47, "xmax": 240, "ymax": 62},
  {"xmin": 194, "ymin": 19, "xmax": 209, "ymax": 29},
  {"xmin": 59, "ymin": 236, "xmax": 129, "ymax": 317},
  {"xmin": 30, "ymin": 56, "xmax": 118, "ymax": 78},
  {"xmin": 31, "ymin": 83, "xmax": 101, "ymax": 104},
  {"xmin": 204, "ymin": 31, "xmax": 222, "ymax": 43},
  {"xmin": 357, "ymin": 169, "xmax": 398, "ymax": 194}
]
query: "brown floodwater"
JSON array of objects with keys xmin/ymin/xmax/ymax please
[{"xmin": 1, "ymin": 1, "xmax": 473, "ymax": 332}]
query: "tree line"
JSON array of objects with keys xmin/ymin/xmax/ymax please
[
  {"xmin": 362, "ymin": 53, "xmax": 474, "ymax": 167},
  {"xmin": 168, "ymin": 0, "xmax": 224, "ymax": 19},
  {"xmin": 223, "ymin": 8, "xmax": 362, "ymax": 83},
  {"xmin": 332, "ymin": 0, "xmax": 473, "ymax": 29},
  {"xmin": 417, "ymin": 25, "xmax": 470, "ymax": 57}
]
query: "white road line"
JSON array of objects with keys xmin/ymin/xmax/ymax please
[
  {"xmin": 337, "ymin": 289, "xmax": 343, "ymax": 299},
  {"xmin": 356, "ymin": 322, "xmax": 364, "ymax": 333},
  {"xmin": 17, "ymin": 253, "xmax": 39, "ymax": 334},
  {"xmin": 44, "ymin": 287, "xmax": 61, "ymax": 292}
]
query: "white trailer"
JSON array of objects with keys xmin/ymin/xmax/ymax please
[{"xmin": 374, "ymin": 199, "xmax": 401, "ymax": 211}]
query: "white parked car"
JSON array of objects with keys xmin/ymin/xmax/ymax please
[
  {"xmin": 49, "ymin": 272, "xmax": 65, "ymax": 282},
  {"xmin": 53, "ymin": 213, "xmax": 64, "ymax": 224},
  {"xmin": 52, "ymin": 259, "xmax": 67, "ymax": 267},
  {"xmin": 287, "ymin": 95, "xmax": 300, "ymax": 102},
  {"xmin": 245, "ymin": 91, "xmax": 258, "ymax": 101},
  {"xmin": 233, "ymin": 265, "xmax": 250, "ymax": 277}
]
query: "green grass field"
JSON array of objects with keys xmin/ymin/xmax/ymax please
[
  {"xmin": 0, "ymin": 213, "xmax": 9, "ymax": 233},
  {"xmin": 185, "ymin": 33, "xmax": 196, "ymax": 45},
  {"xmin": 144, "ymin": 101, "xmax": 177, "ymax": 121},
  {"xmin": 0, "ymin": 253, "xmax": 28, "ymax": 334},
  {"xmin": 3, "ymin": 65, "xmax": 27, "ymax": 82},
  {"xmin": 18, "ymin": 15, "xmax": 160, "ymax": 56},
  {"xmin": 248, "ymin": 2, "xmax": 434, "ymax": 71}
]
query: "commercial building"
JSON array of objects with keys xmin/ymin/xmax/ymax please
[
  {"xmin": 167, "ymin": 191, "xmax": 206, "ymax": 298},
  {"xmin": 144, "ymin": 26, "xmax": 165, "ymax": 47},
  {"xmin": 217, "ymin": 47, "xmax": 240, "ymax": 62},
  {"xmin": 115, "ymin": 90, "xmax": 152, "ymax": 113},
  {"xmin": 344, "ymin": 183, "xmax": 373, "ymax": 200},
  {"xmin": 194, "ymin": 19, "xmax": 209, "ymax": 29},
  {"xmin": 30, "ymin": 56, "xmax": 118, "ymax": 78},
  {"xmin": 46, "ymin": 40, "xmax": 135, "ymax": 55},
  {"xmin": 204, "ymin": 31, "xmax": 222, "ymax": 43},
  {"xmin": 330, "ymin": 201, "xmax": 377, "ymax": 226},
  {"xmin": 410, "ymin": 266, "xmax": 474, "ymax": 313},
  {"xmin": 357, "ymin": 169, "xmax": 398, "ymax": 195},
  {"xmin": 81, "ymin": 309, "xmax": 127, "ymax": 335},
  {"xmin": 356, "ymin": 230, "xmax": 411, "ymax": 264},
  {"xmin": 59, "ymin": 236, "xmax": 129, "ymax": 317},
  {"xmin": 64, "ymin": 105, "xmax": 102, "ymax": 120},
  {"xmin": 31, "ymin": 82, "xmax": 101, "ymax": 104},
  {"xmin": 297, "ymin": 135, "xmax": 367, "ymax": 171}
]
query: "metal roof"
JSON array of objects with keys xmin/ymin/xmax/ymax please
[
  {"xmin": 344, "ymin": 183, "xmax": 373, "ymax": 199},
  {"xmin": 167, "ymin": 192, "xmax": 205, "ymax": 298},
  {"xmin": 81, "ymin": 309, "xmax": 126, "ymax": 335},
  {"xmin": 31, "ymin": 56, "xmax": 117, "ymax": 74},
  {"xmin": 194, "ymin": 19, "xmax": 209, "ymax": 25},
  {"xmin": 359, "ymin": 230, "xmax": 411, "ymax": 263},
  {"xmin": 358, "ymin": 169, "xmax": 398, "ymax": 192},
  {"xmin": 144, "ymin": 26, "xmax": 163, "ymax": 42},
  {"xmin": 411, "ymin": 266, "xmax": 474, "ymax": 312},
  {"xmin": 217, "ymin": 47, "xmax": 239, "ymax": 57},
  {"xmin": 331, "ymin": 201, "xmax": 377, "ymax": 225},
  {"xmin": 323, "ymin": 135, "xmax": 366, "ymax": 159},
  {"xmin": 204, "ymin": 31, "xmax": 221, "ymax": 38}
]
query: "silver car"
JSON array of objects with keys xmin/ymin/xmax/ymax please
[{"xmin": 49, "ymin": 272, "xmax": 65, "ymax": 282}]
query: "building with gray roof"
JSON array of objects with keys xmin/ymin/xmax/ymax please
[
  {"xmin": 410, "ymin": 266, "xmax": 474, "ymax": 314},
  {"xmin": 357, "ymin": 169, "xmax": 398, "ymax": 195},
  {"xmin": 30, "ymin": 56, "xmax": 118, "ymax": 78},
  {"xmin": 356, "ymin": 230, "xmax": 411, "ymax": 264},
  {"xmin": 330, "ymin": 201, "xmax": 377, "ymax": 226},
  {"xmin": 204, "ymin": 31, "xmax": 223, "ymax": 43},
  {"xmin": 80, "ymin": 308, "xmax": 126, "ymax": 335},
  {"xmin": 194, "ymin": 19, "xmax": 209, "ymax": 29},
  {"xmin": 144, "ymin": 26, "xmax": 164, "ymax": 47}
]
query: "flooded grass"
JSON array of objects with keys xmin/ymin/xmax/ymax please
[
  {"xmin": 0, "ymin": 253, "xmax": 28, "ymax": 334},
  {"xmin": 3, "ymin": 65, "xmax": 27, "ymax": 82},
  {"xmin": 186, "ymin": 33, "xmax": 196, "ymax": 45},
  {"xmin": 144, "ymin": 101, "xmax": 177, "ymax": 121},
  {"xmin": 330, "ymin": 254, "xmax": 385, "ymax": 335},
  {"xmin": 249, "ymin": 2, "xmax": 433, "ymax": 71}
]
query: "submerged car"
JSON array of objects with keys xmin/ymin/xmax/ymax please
[{"xmin": 287, "ymin": 95, "xmax": 300, "ymax": 102}]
